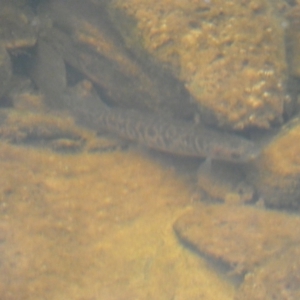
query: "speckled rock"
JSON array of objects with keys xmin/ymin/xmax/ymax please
[
  {"xmin": 247, "ymin": 115, "xmax": 300, "ymax": 208},
  {"xmin": 108, "ymin": 0, "xmax": 289, "ymax": 129},
  {"xmin": 174, "ymin": 204, "xmax": 300, "ymax": 274},
  {"xmin": 235, "ymin": 244, "xmax": 300, "ymax": 300}
]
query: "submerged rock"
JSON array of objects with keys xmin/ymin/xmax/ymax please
[
  {"xmin": 174, "ymin": 204, "xmax": 300, "ymax": 274},
  {"xmin": 247, "ymin": 115, "xmax": 300, "ymax": 208},
  {"xmin": 38, "ymin": 0, "xmax": 192, "ymax": 117},
  {"xmin": 108, "ymin": 0, "xmax": 289, "ymax": 129},
  {"xmin": 235, "ymin": 244, "xmax": 300, "ymax": 300}
]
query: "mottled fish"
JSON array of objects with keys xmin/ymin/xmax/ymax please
[{"xmin": 63, "ymin": 86, "xmax": 259, "ymax": 163}]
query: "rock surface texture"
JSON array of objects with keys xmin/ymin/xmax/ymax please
[{"xmin": 109, "ymin": 0, "xmax": 289, "ymax": 129}]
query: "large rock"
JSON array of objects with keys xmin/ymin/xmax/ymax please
[
  {"xmin": 174, "ymin": 204, "xmax": 300, "ymax": 274},
  {"xmin": 38, "ymin": 0, "xmax": 193, "ymax": 117},
  {"xmin": 107, "ymin": 0, "xmax": 289, "ymax": 130},
  {"xmin": 235, "ymin": 244, "xmax": 300, "ymax": 300},
  {"xmin": 247, "ymin": 115, "xmax": 300, "ymax": 208}
]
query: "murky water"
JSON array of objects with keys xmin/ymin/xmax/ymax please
[{"xmin": 1, "ymin": 0, "xmax": 300, "ymax": 299}]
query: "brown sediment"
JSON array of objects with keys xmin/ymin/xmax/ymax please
[
  {"xmin": 0, "ymin": 109, "xmax": 84, "ymax": 143},
  {"xmin": 0, "ymin": 142, "xmax": 234, "ymax": 299},
  {"xmin": 0, "ymin": 108, "xmax": 115, "ymax": 153}
]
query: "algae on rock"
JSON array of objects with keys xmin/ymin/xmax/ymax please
[{"xmin": 107, "ymin": 0, "xmax": 289, "ymax": 130}]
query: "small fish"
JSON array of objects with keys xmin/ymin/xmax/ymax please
[
  {"xmin": 95, "ymin": 108, "xmax": 259, "ymax": 162},
  {"xmin": 63, "ymin": 85, "xmax": 259, "ymax": 163}
]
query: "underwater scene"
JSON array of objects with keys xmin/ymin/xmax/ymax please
[{"xmin": 0, "ymin": 0, "xmax": 300, "ymax": 299}]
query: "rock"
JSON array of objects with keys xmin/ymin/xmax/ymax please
[
  {"xmin": 174, "ymin": 203, "xmax": 300, "ymax": 274},
  {"xmin": 107, "ymin": 0, "xmax": 289, "ymax": 130},
  {"xmin": 247, "ymin": 115, "xmax": 300, "ymax": 208},
  {"xmin": 235, "ymin": 244, "xmax": 300, "ymax": 300},
  {"xmin": 38, "ymin": 0, "xmax": 193, "ymax": 118}
]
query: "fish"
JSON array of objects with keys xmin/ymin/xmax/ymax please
[
  {"xmin": 62, "ymin": 84, "xmax": 259, "ymax": 163},
  {"xmin": 93, "ymin": 108, "xmax": 259, "ymax": 162}
]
